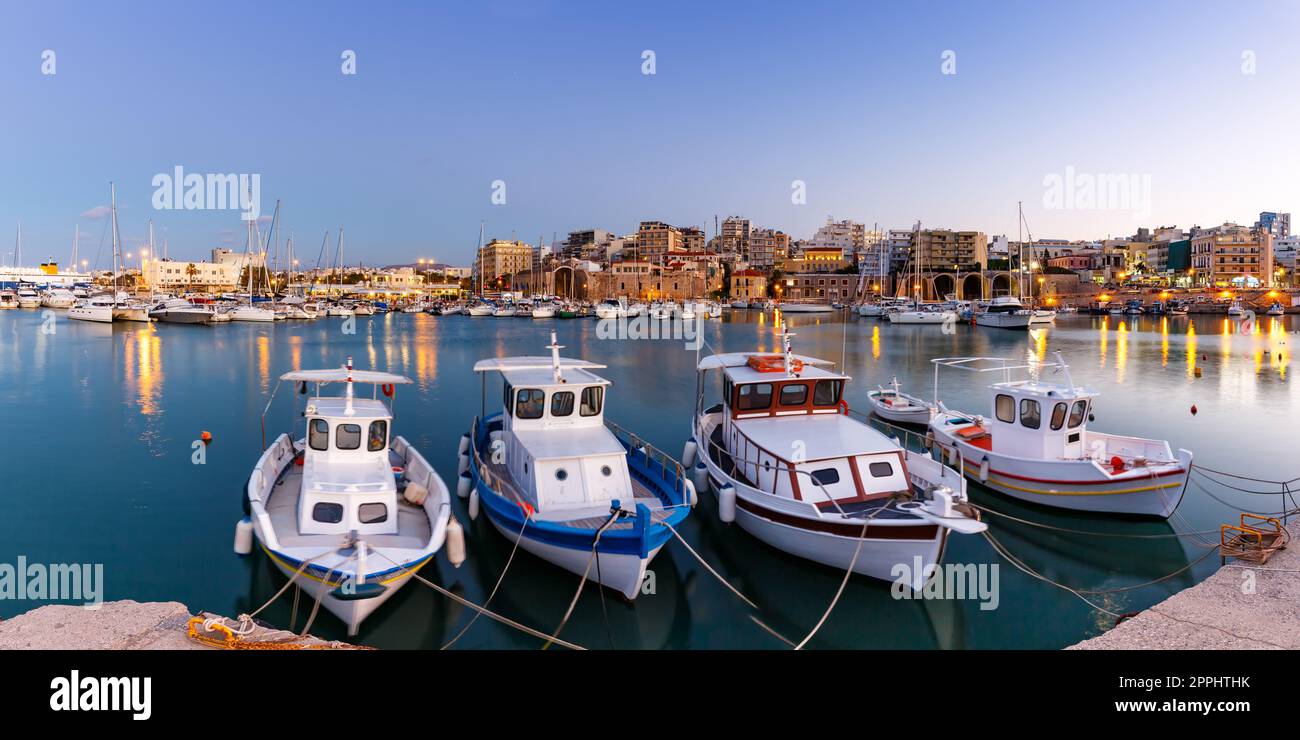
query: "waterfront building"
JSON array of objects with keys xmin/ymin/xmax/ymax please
[
  {"xmin": 143, "ymin": 258, "xmax": 240, "ymax": 290},
  {"xmin": 1257, "ymin": 211, "xmax": 1291, "ymax": 238},
  {"xmin": 211, "ymin": 247, "xmax": 265, "ymax": 271},
  {"xmin": 914, "ymin": 229, "xmax": 988, "ymax": 271},
  {"xmin": 1191, "ymin": 223, "xmax": 1274, "ymax": 287},
  {"xmin": 729, "ymin": 268, "xmax": 767, "ymax": 301},
  {"xmin": 783, "ymin": 245, "xmax": 848, "ymax": 273},
  {"xmin": 473, "ymin": 238, "xmax": 534, "ymax": 285},
  {"xmin": 746, "ymin": 227, "xmax": 790, "ymax": 270},
  {"xmin": 809, "ymin": 217, "xmax": 866, "ymax": 258},
  {"xmin": 720, "ymin": 217, "xmax": 750, "ymax": 257},
  {"xmin": 782, "ymin": 272, "xmax": 857, "ymax": 302},
  {"xmin": 562, "ymin": 228, "xmax": 614, "ymax": 261},
  {"xmin": 636, "ymin": 221, "xmax": 685, "ymax": 260}
]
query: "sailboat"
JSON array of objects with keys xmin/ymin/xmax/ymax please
[
  {"xmin": 69, "ymin": 183, "xmax": 143, "ymax": 322},
  {"xmin": 889, "ymin": 222, "xmax": 956, "ymax": 325},
  {"xmin": 975, "ymin": 204, "xmax": 1035, "ymax": 330},
  {"xmin": 230, "ymin": 210, "xmax": 276, "ymax": 322}
]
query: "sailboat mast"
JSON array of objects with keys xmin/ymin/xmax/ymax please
[{"xmin": 110, "ymin": 182, "xmax": 120, "ymax": 295}]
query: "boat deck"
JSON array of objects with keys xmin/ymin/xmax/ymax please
[
  {"xmin": 481, "ymin": 454, "xmax": 673, "ymax": 530},
  {"xmin": 264, "ymin": 450, "xmax": 431, "ymax": 549}
]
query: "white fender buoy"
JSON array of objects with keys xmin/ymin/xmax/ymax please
[
  {"xmin": 947, "ymin": 445, "xmax": 958, "ymax": 466},
  {"xmin": 978, "ymin": 457, "xmax": 989, "ymax": 483},
  {"xmin": 457, "ymin": 452, "xmax": 470, "ymax": 475},
  {"xmin": 468, "ymin": 488, "xmax": 480, "ymax": 521},
  {"xmin": 445, "ymin": 516, "xmax": 466, "ymax": 569},
  {"xmin": 683, "ymin": 478, "xmax": 698, "ymax": 507},
  {"xmin": 233, "ymin": 517, "xmax": 254, "ymax": 555},
  {"xmin": 718, "ymin": 484, "xmax": 736, "ymax": 524},
  {"xmin": 404, "ymin": 479, "xmax": 430, "ymax": 505},
  {"xmin": 924, "ymin": 430, "xmax": 934, "ymax": 450},
  {"xmin": 456, "ymin": 471, "xmax": 472, "ymax": 499},
  {"xmin": 692, "ymin": 461, "xmax": 710, "ymax": 494},
  {"xmin": 681, "ymin": 439, "xmax": 698, "ymax": 468},
  {"xmin": 457, "ymin": 433, "xmax": 470, "ymax": 457}
]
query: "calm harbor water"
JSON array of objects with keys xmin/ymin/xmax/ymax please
[{"xmin": 0, "ymin": 308, "xmax": 1294, "ymax": 649}]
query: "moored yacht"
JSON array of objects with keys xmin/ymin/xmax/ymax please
[
  {"xmin": 149, "ymin": 297, "xmax": 214, "ymax": 324},
  {"xmin": 67, "ymin": 293, "xmax": 115, "ymax": 322},
  {"xmin": 15, "ymin": 287, "xmax": 41, "ymax": 308},
  {"xmin": 927, "ymin": 354, "xmax": 1192, "ymax": 518},
  {"xmin": 237, "ymin": 359, "xmax": 458, "ymax": 635},
  {"xmin": 974, "ymin": 295, "xmax": 1033, "ymax": 329},
  {"xmin": 41, "ymin": 288, "xmax": 77, "ymax": 308},
  {"xmin": 459, "ymin": 332, "xmax": 693, "ymax": 600},
  {"xmin": 684, "ymin": 325, "xmax": 985, "ymax": 589}
]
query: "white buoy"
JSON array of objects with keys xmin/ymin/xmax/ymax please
[
  {"xmin": 233, "ymin": 517, "xmax": 254, "ymax": 555},
  {"xmin": 947, "ymin": 445, "xmax": 958, "ymax": 467},
  {"xmin": 978, "ymin": 457, "xmax": 989, "ymax": 483},
  {"xmin": 692, "ymin": 461, "xmax": 710, "ymax": 494},
  {"xmin": 924, "ymin": 430, "xmax": 934, "ymax": 450},
  {"xmin": 683, "ymin": 478, "xmax": 698, "ymax": 507},
  {"xmin": 404, "ymin": 480, "xmax": 430, "ymax": 505},
  {"xmin": 456, "ymin": 471, "xmax": 472, "ymax": 499},
  {"xmin": 681, "ymin": 439, "xmax": 698, "ymax": 468},
  {"xmin": 718, "ymin": 484, "xmax": 736, "ymax": 524},
  {"xmin": 445, "ymin": 517, "xmax": 466, "ymax": 568},
  {"xmin": 468, "ymin": 488, "xmax": 480, "ymax": 521},
  {"xmin": 457, "ymin": 433, "xmax": 470, "ymax": 457},
  {"xmin": 457, "ymin": 452, "xmax": 470, "ymax": 475}
]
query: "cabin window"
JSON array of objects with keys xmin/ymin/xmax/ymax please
[
  {"xmin": 551, "ymin": 391, "xmax": 575, "ymax": 417},
  {"xmin": 813, "ymin": 380, "xmax": 842, "ymax": 406},
  {"xmin": 810, "ymin": 468, "xmax": 840, "ymax": 486},
  {"xmin": 580, "ymin": 386, "xmax": 603, "ymax": 416},
  {"xmin": 515, "ymin": 389, "xmax": 545, "ymax": 420},
  {"xmin": 737, "ymin": 383, "xmax": 773, "ymax": 411},
  {"xmin": 779, "ymin": 383, "xmax": 809, "ymax": 407},
  {"xmin": 335, "ymin": 423, "xmax": 362, "ymax": 450},
  {"xmin": 368, "ymin": 420, "xmax": 387, "ymax": 452},
  {"xmin": 600, "ymin": 465, "xmax": 612, "ymax": 477},
  {"xmin": 868, "ymin": 461, "xmax": 894, "ymax": 478},
  {"xmin": 308, "ymin": 419, "xmax": 329, "ymax": 451},
  {"xmin": 1049, "ymin": 403, "xmax": 1067, "ymax": 431},
  {"xmin": 995, "ymin": 394, "xmax": 1015, "ymax": 423},
  {"xmin": 358, "ymin": 503, "xmax": 387, "ymax": 524},
  {"xmin": 312, "ymin": 502, "xmax": 343, "ymax": 524},
  {"xmin": 555, "ymin": 468, "xmax": 569, "ymax": 481},
  {"xmin": 1020, "ymin": 399, "xmax": 1041, "ymax": 429},
  {"xmin": 1068, "ymin": 400, "xmax": 1088, "ymax": 428}
]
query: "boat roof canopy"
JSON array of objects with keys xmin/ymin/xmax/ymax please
[
  {"xmin": 473, "ymin": 356, "xmax": 607, "ymax": 373},
  {"xmin": 696, "ymin": 352, "xmax": 836, "ymax": 371},
  {"xmin": 280, "ymin": 368, "xmax": 413, "ymax": 385}
]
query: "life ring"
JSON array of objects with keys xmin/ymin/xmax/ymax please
[
  {"xmin": 381, "ymin": 383, "xmax": 395, "ymax": 397},
  {"xmin": 838, "ymin": 399, "xmax": 849, "ymax": 415}
]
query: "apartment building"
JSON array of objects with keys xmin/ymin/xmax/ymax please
[
  {"xmin": 636, "ymin": 221, "xmax": 685, "ymax": 261},
  {"xmin": 809, "ymin": 218, "xmax": 865, "ymax": 258},
  {"xmin": 746, "ymin": 227, "xmax": 790, "ymax": 270},
  {"xmin": 720, "ymin": 217, "xmax": 750, "ymax": 256},
  {"xmin": 143, "ymin": 258, "xmax": 240, "ymax": 290},
  {"xmin": 474, "ymin": 239, "xmax": 535, "ymax": 283},
  {"xmin": 1191, "ymin": 223, "xmax": 1274, "ymax": 287},
  {"xmin": 562, "ymin": 228, "xmax": 614, "ymax": 261},
  {"xmin": 730, "ymin": 268, "xmax": 767, "ymax": 300},
  {"xmin": 914, "ymin": 229, "xmax": 988, "ymax": 271}
]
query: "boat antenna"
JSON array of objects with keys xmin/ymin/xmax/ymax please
[
  {"xmin": 344, "ymin": 355, "xmax": 355, "ymax": 415},
  {"xmin": 781, "ymin": 320, "xmax": 796, "ymax": 376},
  {"xmin": 548, "ymin": 330, "xmax": 564, "ymax": 382}
]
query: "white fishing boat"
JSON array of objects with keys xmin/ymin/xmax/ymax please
[
  {"xmin": 684, "ymin": 325, "xmax": 985, "ymax": 589},
  {"xmin": 927, "ymin": 354, "xmax": 1192, "ymax": 518},
  {"xmin": 236, "ymin": 359, "xmax": 459, "ymax": 636},
  {"xmin": 460, "ymin": 332, "xmax": 693, "ymax": 599},
  {"xmin": 41, "ymin": 288, "xmax": 77, "ymax": 308},
  {"xmin": 866, "ymin": 377, "xmax": 934, "ymax": 424},
  {"xmin": 149, "ymin": 297, "xmax": 214, "ymax": 324}
]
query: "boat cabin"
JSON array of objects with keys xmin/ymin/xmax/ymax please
[
  {"xmin": 475, "ymin": 346, "xmax": 634, "ymax": 516},
  {"xmin": 981, "ymin": 380, "xmax": 1094, "ymax": 460},
  {"xmin": 703, "ymin": 352, "xmax": 912, "ymax": 508}
]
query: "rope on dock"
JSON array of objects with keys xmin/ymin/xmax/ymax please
[
  {"xmin": 966, "ymin": 502, "xmax": 1221, "ymax": 544},
  {"xmin": 370, "ymin": 549, "xmax": 586, "ymax": 651},
  {"xmin": 440, "ymin": 511, "xmax": 531, "ymax": 650}
]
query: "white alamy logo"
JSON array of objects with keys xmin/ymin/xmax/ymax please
[
  {"xmin": 151, "ymin": 166, "xmax": 261, "ymax": 221},
  {"xmin": 891, "ymin": 557, "xmax": 1000, "ymax": 610},
  {"xmin": 49, "ymin": 670, "xmax": 151, "ymax": 720},
  {"xmin": 0, "ymin": 556, "xmax": 103, "ymax": 608},
  {"xmin": 1042, "ymin": 166, "xmax": 1151, "ymax": 219}
]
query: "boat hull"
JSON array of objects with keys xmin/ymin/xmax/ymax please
[
  {"xmin": 483, "ymin": 514, "xmax": 657, "ymax": 600},
  {"xmin": 261, "ymin": 545, "xmax": 426, "ymax": 636},
  {"xmin": 68, "ymin": 305, "xmax": 114, "ymax": 322}
]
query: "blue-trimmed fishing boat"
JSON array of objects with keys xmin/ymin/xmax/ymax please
[
  {"xmin": 458, "ymin": 332, "xmax": 694, "ymax": 600},
  {"xmin": 234, "ymin": 358, "xmax": 461, "ymax": 635}
]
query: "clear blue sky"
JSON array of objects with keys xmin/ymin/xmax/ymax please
[{"xmin": 1, "ymin": 0, "xmax": 1297, "ymax": 268}]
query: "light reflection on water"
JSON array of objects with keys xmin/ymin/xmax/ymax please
[{"xmin": 0, "ymin": 309, "xmax": 1294, "ymax": 649}]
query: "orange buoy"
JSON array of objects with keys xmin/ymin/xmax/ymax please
[
  {"xmin": 1190, "ymin": 404, "xmax": 1198, "ymax": 415},
  {"xmin": 200, "ymin": 431, "xmax": 213, "ymax": 445}
]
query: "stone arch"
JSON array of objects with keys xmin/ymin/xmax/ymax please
[
  {"xmin": 961, "ymin": 273, "xmax": 984, "ymax": 300},
  {"xmin": 989, "ymin": 272, "xmax": 1019, "ymax": 297},
  {"xmin": 931, "ymin": 273, "xmax": 957, "ymax": 300}
]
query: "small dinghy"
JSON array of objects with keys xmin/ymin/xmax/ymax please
[
  {"xmin": 236, "ymin": 358, "xmax": 460, "ymax": 635},
  {"xmin": 927, "ymin": 353, "xmax": 1192, "ymax": 518},
  {"xmin": 459, "ymin": 332, "xmax": 693, "ymax": 600},
  {"xmin": 867, "ymin": 377, "xmax": 934, "ymax": 424},
  {"xmin": 685, "ymin": 324, "xmax": 985, "ymax": 589}
]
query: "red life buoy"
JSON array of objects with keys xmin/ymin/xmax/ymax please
[
  {"xmin": 838, "ymin": 399, "xmax": 849, "ymax": 415},
  {"xmin": 381, "ymin": 383, "xmax": 394, "ymax": 397}
]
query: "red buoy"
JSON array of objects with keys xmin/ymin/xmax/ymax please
[
  {"xmin": 1190, "ymin": 404, "xmax": 1198, "ymax": 415},
  {"xmin": 200, "ymin": 431, "xmax": 212, "ymax": 445}
]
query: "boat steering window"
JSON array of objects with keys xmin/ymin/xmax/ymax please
[
  {"xmin": 737, "ymin": 383, "xmax": 773, "ymax": 411},
  {"xmin": 1068, "ymin": 400, "xmax": 1088, "ymax": 428},
  {"xmin": 580, "ymin": 386, "xmax": 603, "ymax": 416},
  {"xmin": 309, "ymin": 419, "xmax": 329, "ymax": 451},
  {"xmin": 551, "ymin": 391, "xmax": 575, "ymax": 417},
  {"xmin": 312, "ymin": 502, "xmax": 344, "ymax": 524},
  {"xmin": 813, "ymin": 380, "xmax": 842, "ymax": 406},
  {"xmin": 780, "ymin": 383, "xmax": 809, "ymax": 407},
  {"xmin": 995, "ymin": 394, "xmax": 1015, "ymax": 423},
  {"xmin": 810, "ymin": 468, "xmax": 840, "ymax": 486},
  {"xmin": 358, "ymin": 502, "xmax": 387, "ymax": 524},
  {"xmin": 336, "ymin": 423, "xmax": 363, "ymax": 449},
  {"xmin": 367, "ymin": 420, "xmax": 387, "ymax": 452},
  {"xmin": 1020, "ymin": 399, "xmax": 1041, "ymax": 429},
  {"xmin": 515, "ymin": 389, "xmax": 545, "ymax": 419},
  {"xmin": 1050, "ymin": 403, "xmax": 1067, "ymax": 431}
]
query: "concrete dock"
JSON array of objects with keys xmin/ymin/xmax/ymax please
[
  {"xmin": 0, "ymin": 600, "xmax": 357, "ymax": 650},
  {"xmin": 1071, "ymin": 521, "xmax": 1299, "ymax": 649}
]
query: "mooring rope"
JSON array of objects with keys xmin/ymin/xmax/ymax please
[
  {"xmin": 542, "ymin": 510, "xmax": 622, "ymax": 650},
  {"xmin": 661, "ymin": 520, "xmax": 758, "ymax": 609},
  {"xmin": 440, "ymin": 511, "xmax": 531, "ymax": 650}
]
